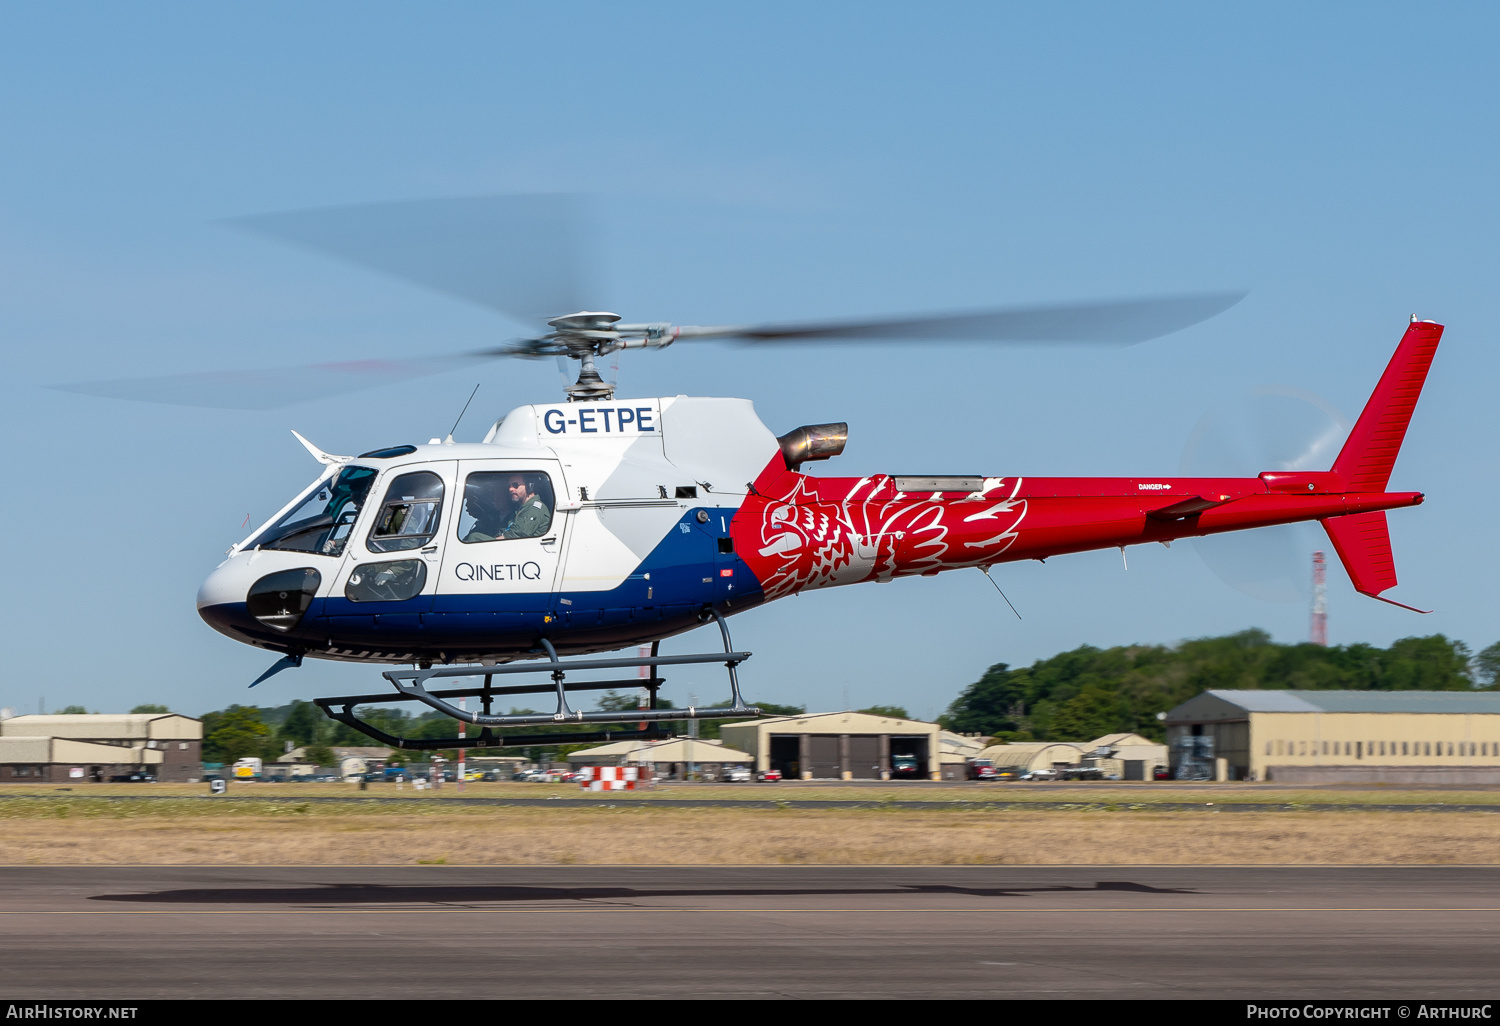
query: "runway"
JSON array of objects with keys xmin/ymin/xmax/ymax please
[{"xmin": 2, "ymin": 865, "xmax": 1497, "ymax": 999}]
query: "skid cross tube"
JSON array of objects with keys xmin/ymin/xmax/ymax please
[
  {"xmin": 312, "ymin": 626, "xmax": 757, "ymax": 748},
  {"xmin": 381, "ymin": 649, "xmax": 751, "ymax": 688},
  {"xmin": 382, "ymin": 652, "xmax": 756, "ymax": 727},
  {"xmin": 311, "ymin": 677, "xmax": 667, "ymax": 708},
  {"xmin": 312, "ymin": 696, "xmax": 675, "ymax": 750}
]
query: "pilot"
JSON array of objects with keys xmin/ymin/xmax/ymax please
[
  {"xmin": 461, "ymin": 474, "xmax": 550, "ymax": 542},
  {"xmin": 500, "ymin": 473, "xmax": 551, "ymax": 539}
]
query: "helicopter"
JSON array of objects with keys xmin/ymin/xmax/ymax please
[{"xmin": 64, "ymin": 197, "xmax": 1441, "ymax": 751}]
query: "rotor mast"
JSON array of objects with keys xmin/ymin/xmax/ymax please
[{"xmin": 545, "ymin": 311, "xmax": 681, "ymax": 401}]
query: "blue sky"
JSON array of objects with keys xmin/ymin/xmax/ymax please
[{"xmin": 3, "ymin": 2, "xmax": 1497, "ymax": 718}]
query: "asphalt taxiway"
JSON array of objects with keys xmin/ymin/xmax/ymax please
[{"xmin": 2, "ymin": 865, "xmax": 1496, "ymax": 999}]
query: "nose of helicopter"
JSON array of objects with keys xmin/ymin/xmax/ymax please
[
  {"xmin": 197, "ymin": 560, "xmax": 244, "ymax": 611},
  {"xmin": 197, "ymin": 561, "xmax": 256, "ymax": 640},
  {"xmin": 198, "ymin": 556, "xmax": 325, "ymax": 643}
]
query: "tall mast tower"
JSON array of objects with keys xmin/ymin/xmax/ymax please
[{"xmin": 1310, "ymin": 550, "xmax": 1328, "ymax": 646}]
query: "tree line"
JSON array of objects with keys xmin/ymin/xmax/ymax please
[{"xmin": 939, "ymin": 630, "xmax": 1499, "ymax": 743}]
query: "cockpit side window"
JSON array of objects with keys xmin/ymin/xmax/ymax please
[
  {"xmin": 458, "ymin": 471, "xmax": 554, "ymax": 544},
  {"xmin": 255, "ymin": 466, "xmax": 378, "ymax": 557},
  {"xmin": 367, "ymin": 471, "xmax": 444, "ymax": 553}
]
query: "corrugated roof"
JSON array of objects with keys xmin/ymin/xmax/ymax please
[
  {"xmin": 978, "ymin": 742, "xmax": 1086, "ymax": 769},
  {"xmin": 939, "ymin": 730, "xmax": 987, "ymax": 757},
  {"xmin": 1089, "ymin": 732, "xmax": 1158, "ymax": 747},
  {"xmin": 0, "ymin": 713, "xmax": 201, "ymax": 740},
  {"xmin": 568, "ymin": 738, "xmax": 752, "ymax": 763},
  {"xmin": 1202, "ymin": 690, "xmax": 1323, "ymax": 712},
  {"xmin": 0, "ymin": 736, "xmax": 152, "ymax": 764},
  {"xmin": 725, "ymin": 711, "xmax": 938, "ymax": 732},
  {"xmin": 1200, "ymin": 690, "xmax": 1500, "ymax": 714}
]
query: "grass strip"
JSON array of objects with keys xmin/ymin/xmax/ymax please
[{"xmin": 2, "ymin": 802, "xmax": 1498, "ymax": 866}]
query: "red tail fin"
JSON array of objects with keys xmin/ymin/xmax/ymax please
[
  {"xmin": 1321, "ymin": 511, "xmax": 1428, "ymax": 613},
  {"xmin": 1331, "ymin": 319, "xmax": 1443, "ymax": 492}
]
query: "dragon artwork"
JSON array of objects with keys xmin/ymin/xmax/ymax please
[{"xmin": 734, "ymin": 458, "xmax": 1029, "ymax": 599}]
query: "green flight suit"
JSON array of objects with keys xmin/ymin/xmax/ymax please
[{"xmin": 502, "ymin": 496, "xmax": 551, "ymax": 539}]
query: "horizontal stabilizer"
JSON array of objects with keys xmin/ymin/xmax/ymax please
[{"xmin": 1321, "ymin": 511, "xmax": 1429, "ymax": 613}]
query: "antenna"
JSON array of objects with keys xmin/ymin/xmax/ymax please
[
  {"xmin": 979, "ymin": 566, "xmax": 1023, "ymax": 620},
  {"xmin": 446, "ymin": 384, "xmax": 481, "ymax": 442},
  {"xmin": 1311, "ymin": 550, "xmax": 1327, "ymax": 646}
]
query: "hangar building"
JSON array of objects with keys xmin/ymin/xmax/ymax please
[
  {"xmin": 0, "ymin": 713, "xmax": 203, "ymax": 783},
  {"xmin": 975, "ymin": 734, "xmax": 1168, "ymax": 779},
  {"xmin": 938, "ymin": 731, "xmax": 990, "ymax": 780},
  {"xmin": 1165, "ymin": 690, "xmax": 1500, "ymax": 783},
  {"xmin": 568, "ymin": 737, "xmax": 753, "ymax": 781},
  {"xmin": 720, "ymin": 711, "xmax": 943, "ymax": 780},
  {"xmin": 978, "ymin": 741, "xmax": 1087, "ymax": 777},
  {"xmin": 1088, "ymin": 733, "xmax": 1169, "ymax": 779}
]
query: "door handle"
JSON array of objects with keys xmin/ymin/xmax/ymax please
[{"xmin": 421, "ymin": 546, "xmax": 438, "ymax": 554}]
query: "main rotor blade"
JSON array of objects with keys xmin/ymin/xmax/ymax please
[
  {"xmin": 230, "ymin": 195, "xmax": 589, "ymax": 325},
  {"xmin": 675, "ymin": 292, "xmax": 1246, "ymax": 345},
  {"xmin": 53, "ymin": 353, "xmax": 493, "ymax": 410}
]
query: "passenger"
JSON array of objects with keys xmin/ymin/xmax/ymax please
[{"xmin": 460, "ymin": 483, "xmax": 508, "ymax": 543}]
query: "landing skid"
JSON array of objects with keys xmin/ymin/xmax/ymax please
[{"xmin": 312, "ymin": 612, "xmax": 760, "ymax": 750}]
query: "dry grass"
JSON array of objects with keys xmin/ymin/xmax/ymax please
[{"xmin": 1, "ymin": 800, "xmax": 1497, "ymax": 866}]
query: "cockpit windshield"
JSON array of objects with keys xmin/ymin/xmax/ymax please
[{"xmin": 250, "ymin": 465, "xmax": 378, "ymax": 557}]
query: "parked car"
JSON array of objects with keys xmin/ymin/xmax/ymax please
[
  {"xmin": 966, "ymin": 758, "xmax": 998, "ymax": 781},
  {"xmin": 756, "ymin": 769, "xmax": 783, "ymax": 782},
  {"xmin": 723, "ymin": 766, "xmax": 752, "ymax": 782},
  {"xmin": 1154, "ymin": 766, "xmax": 1172, "ymax": 780},
  {"xmin": 514, "ymin": 769, "xmax": 566, "ymax": 782},
  {"xmin": 108, "ymin": 772, "xmax": 156, "ymax": 783}
]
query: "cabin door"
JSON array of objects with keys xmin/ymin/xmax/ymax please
[{"xmin": 429, "ymin": 460, "xmax": 568, "ymax": 639}]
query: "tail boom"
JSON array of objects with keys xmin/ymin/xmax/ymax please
[{"xmin": 734, "ymin": 320, "xmax": 1439, "ymax": 607}]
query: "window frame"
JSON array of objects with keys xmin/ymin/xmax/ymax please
[
  {"xmin": 456, "ymin": 469, "xmax": 557, "ymax": 545},
  {"xmin": 365, "ymin": 469, "xmax": 446, "ymax": 554}
]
